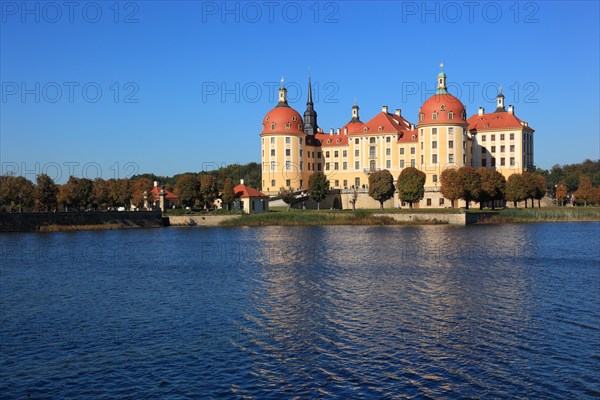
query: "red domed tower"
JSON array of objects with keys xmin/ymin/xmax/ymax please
[
  {"xmin": 260, "ymin": 78, "xmax": 306, "ymax": 194},
  {"xmin": 416, "ymin": 65, "xmax": 470, "ymax": 206}
]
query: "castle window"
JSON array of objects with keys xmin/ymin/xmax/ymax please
[
  {"xmin": 285, "ymin": 137, "xmax": 290, "ymax": 144},
  {"xmin": 427, "ymin": 198, "xmax": 432, "ymax": 206},
  {"xmin": 286, "ymin": 179, "xmax": 291, "ymax": 187},
  {"xmin": 292, "ymin": 116, "xmax": 296, "ymax": 122},
  {"xmin": 271, "ymin": 149, "xmax": 275, "ymax": 156},
  {"xmin": 482, "ymin": 158, "xmax": 487, "ymax": 167},
  {"xmin": 510, "ymin": 157, "xmax": 515, "ymax": 166},
  {"xmin": 433, "ymin": 174, "xmax": 438, "ymax": 183},
  {"xmin": 448, "ymin": 127, "xmax": 454, "ymax": 135},
  {"xmin": 334, "ymin": 162, "xmax": 339, "ymax": 170},
  {"xmin": 327, "ymin": 139, "xmax": 331, "ymax": 144},
  {"xmin": 449, "ymin": 154, "xmax": 454, "ymax": 163},
  {"xmin": 378, "ymin": 126, "xmax": 383, "ymax": 132},
  {"xmin": 432, "ymin": 112, "xmax": 438, "ymax": 120},
  {"xmin": 411, "ymin": 159, "xmax": 415, "ymax": 167},
  {"xmin": 481, "ymin": 135, "xmax": 486, "ymax": 141},
  {"xmin": 500, "ymin": 134, "xmax": 505, "ymax": 140},
  {"xmin": 271, "ymin": 179, "xmax": 276, "ymax": 187},
  {"xmin": 336, "ymin": 139, "xmax": 340, "ymax": 144},
  {"xmin": 439, "ymin": 198, "xmax": 444, "ymax": 206},
  {"xmin": 298, "ymin": 124, "xmax": 302, "ymax": 130},
  {"xmin": 271, "ymin": 137, "xmax": 275, "ymax": 144},
  {"xmin": 355, "ymin": 161, "xmax": 360, "ymax": 170},
  {"xmin": 355, "ymin": 149, "xmax": 359, "ymax": 156},
  {"xmin": 510, "ymin": 145, "xmax": 515, "ymax": 152},
  {"xmin": 400, "ymin": 160, "xmax": 405, "ymax": 168},
  {"xmin": 432, "ymin": 141, "xmax": 437, "ymax": 149},
  {"xmin": 448, "ymin": 112, "xmax": 454, "ymax": 120},
  {"xmin": 432, "ymin": 154, "xmax": 438, "ymax": 164},
  {"xmin": 285, "ymin": 123, "xmax": 290, "ymax": 130},
  {"xmin": 299, "ymin": 138, "xmax": 303, "ymax": 144},
  {"xmin": 386, "ymin": 136, "xmax": 391, "ymax": 143},
  {"xmin": 386, "ymin": 160, "xmax": 391, "ymax": 169},
  {"xmin": 386, "ymin": 148, "xmax": 391, "ymax": 156},
  {"xmin": 343, "ymin": 162, "xmax": 347, "ymax": 170},
  {"xmin": 501, "ymin": 145, "xmax": 505, "ymax": 153},
  {"xmin": 355, "ymin": 138, "xmax": 359, "ymax": 144},
  {"xmin": 285, "ymin": 161, "xmax": 290, "ymax": 169},
  {"xmin": 510, "ymin": 133, "xmax": 514, "ymax": 140},
  {"xmin": 412, "ymin": 135, "xmax": 416, "ymax": 140},
  {"xmin": 410, "ymin": 147, "xmax": 415, "ymax": 155},
  {"xmin": 317, "ymin": 151, "xmax": 321, "ymax": 158},
  {"xmin": 325, "ymin": 162, "xmax": 330, "ymax": 170},
  {"xmin": 432, "ymin": 128, "xmax": 437, "ymax": 135},
  {"xmin": 285, "ymin": 149, "xmax": 290, "ymax": 156},
  {"xmin": 370, "ymin": 137, "xmax": 376, "ymax": 144},
  {"xmin": 343, "ymin": 150, "xmax": 347, "ymax": 157},
  {"xmin": 400, "ymin": 148, "xmax": 405, "ymax": 155},
  {"xmin": 441, "ymin": 105, "xmax": 446, "ymax": 111},
  {"xmin": 448, "ymin": 140, "xmax": 454, "ymax": 149},
  {"xmin": 333, "ymin": 151, "xmax": 338, "ymax": 157},
  {"xmin": 266, "ymin": 117, "xmax": 270, "ymax": 122},
  {"xmin": 364, "ymin": 127, "xmax": 368, "ymax": 133},
  {"xmin": 271, "ymin": 123, "xmax": 275, "ymax": 130},
  {"xmin": 326, "ymin": 151, "xmax": 330, "ymax": 157},
  {"xmin": 420, "ymin": 113, "xmax": 424, "ymax": 122}
]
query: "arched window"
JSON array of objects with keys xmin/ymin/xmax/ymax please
[
  {"xmin": 285, "ymin": 123, "xmax": 290, "ymax": 130},
  {"xmin": 448, "ymin": 112, "xmax": 454, "ymax": 120},
  {"xmin": 271, "ymin": 123, "xmax": 275, "ymax": 130},
  {"xmin": 441, "ymin": 105, "xmax": 446, "ymax": 111},
  {"xmin": 432, "ymin": 112, "xmax": 438, "ymax": 120},
  {"xmin": 364, "ymin": 127, "xmax": 368, "ymax": 133},
  {"xmin": 292, "ymin": 116, "xmax": 296, "ymax": 122}
]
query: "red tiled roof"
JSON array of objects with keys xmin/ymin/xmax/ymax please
[
  {"xmin": 233, "ymin": 184, "xmax": 269, "ymax": 198},
  {"xmin": 150, "ymin": 186, "xmax": 178, "ymax": 200},
  {"xmin": 419, "ymin": 93, "xmax": 466, "ymax": 125},
  {"xmin": 349, "ymin": 112, "xmax": 413, "ymax": 135},
  {"xmin": 397, "ymin": 129, "xmax": 419, "ymax": 143},
  {"xmin": 467, "ymin": 111, "xmax": 534, "ymax": 132},
  {"xmin": 314, "ymin": 133, "xmax": 349, "ymax": 146},
  {"xmin": 261, "ymin": 106, "xmax": 304, "ymax": 135}
]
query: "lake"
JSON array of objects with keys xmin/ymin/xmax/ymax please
[{"xmin": 1, "ymin": 223, "xmax": 599, "ymax": 398}]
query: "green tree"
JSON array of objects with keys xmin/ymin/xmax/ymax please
[
  {"xmin": 278, "ymin": 186, "xmax": 296, "ymax": 211},
  {"xmin": 92, "ymin": 178, "xmax": 110, "ymax": 210},
  {"xmin": 574, "ymin": 176, "xmax": 594, "ymax": 206},
  {"xmin": 308, "ymin": 172, "xmax": 330, "ymax": 210},
  {"xmin": 35, "ymin": 173, "xmax": 58, "ymax": 212},
  {"xmin": 199, "ymin": 174, "xmax": 218, "ymax": 209},
  {"xmin": 506, "ymin": 173, "xmax": 527, "ymax": 208},
  {"xmin": 555, "ymin": 182, "xmax": 568, "ymax": 206},
  {"xmin": 457, "ymin": 166, "xmax": 480, "ymax": 209},
  {"xmin": 221, "ymin": 177, "xmax": 235, "ymax": 210},
  {"xmin": 108, "ymin": 179, "xmax": 131, "ymax": 208},
  {"xmin": 396, "ymin": 167, "xmax": 425, "ymax": 209},
  {"xmin": 533, "ymin": 174, "xmax": 547, "ymax": 208},
  {"xmin": 368, "ymin": 170, "xmax": 395, "ymax": 210},
  {"xmin": 0, "ymin": 175, "xmax": 35, "ymax": 212},
  {"xmin": 440, "ymin": 168, "xmax": 461, "ymax": 208},
  {"xmin": 175, "ymin": 174, "xmax": 200, "ymax": 207},
  {"xmin": 477, "ymin": 168, "xmax": 506, "ymax": 210}
]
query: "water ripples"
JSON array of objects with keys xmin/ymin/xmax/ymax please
[{"xmin": 1, "ymin": 223, "xmax": 599, "ymax": 398}]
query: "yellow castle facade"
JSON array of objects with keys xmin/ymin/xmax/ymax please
[{"xmin": 260, "ymin": 68, "xmax": 535, "ymax": 208}]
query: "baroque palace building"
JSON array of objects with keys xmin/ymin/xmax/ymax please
[{"xmin": 260, "ymin": 67, "xmax": 535, "ymax": 208}]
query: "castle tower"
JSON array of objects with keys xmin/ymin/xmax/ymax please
[
  {"xmin": 303, "ymin": 75, "xmax": 318, "ymax": 135},
  {"xmin": 495, "ymin": 85, "xmax": 506, "ymax": 112}
]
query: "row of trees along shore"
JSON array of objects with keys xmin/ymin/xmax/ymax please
[
  {"xmin": 0, "ymin": 172, "xmax": 241, "ymax": 213},
  {"xmin": 1, "ymin": 160, "xmax": 598, "ymax": 212}
]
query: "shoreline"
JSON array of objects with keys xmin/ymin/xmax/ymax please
[{"xmin": 1, "ymin": 208, "xmax": 598, "ymax": 232}]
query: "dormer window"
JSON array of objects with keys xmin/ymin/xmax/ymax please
[
  {"xmin": 432, "ymin": 112, "xmax": 438, "ymax": 120},
  {"xmin": 285, "ymin": 123, "xmax": 290, "ymax": 130},
  {"xmin": 292, "ymin": 116, "xmax": 296, "ymax": 122},
  {"xmin": 364, "ymin": 127, "xmax": 368, "ymax": 133},
  {"xmin": 420, "ymin": 113, "xmax": 424, "ymax": 122},
  {"xmin": 336, "ymin": 139, "xmax": 340, "ymax": 143},
  {"xmin": 327, "ymin": 139, "xmax": 331, "ymax": 144},
  {"xmin": 378, "ymin": 126, "xmax": 383, "ymax": 132},
  {"xmin": 441, "ymin": 105, "xmax": 446, "ymax": 111},
  {"xmin": 266, "ymin": 117, "xmax": 270, "ymax": 122},
  {"xmin": 271, "ymin": 123, "xmax": 275, "ymax": 130},
  {"xmin": 448, "ymin": 112, "xmax": 454, "ymax": 120},
  {"xmin": 412, "ymin": 135, "xmax": 416, "ymax": 140},
  {"xmin": 298, "ymin": 124, "xmax": 302, "ymax": 130}
]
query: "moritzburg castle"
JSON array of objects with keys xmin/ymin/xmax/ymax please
[{"xmin": 260, "ymin": 67, "xmax": 535, "ymax": 208}]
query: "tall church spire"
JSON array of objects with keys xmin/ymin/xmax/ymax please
[{"xmin": 304, "ymin": 74, "xmax": 318, "ymax": 135}]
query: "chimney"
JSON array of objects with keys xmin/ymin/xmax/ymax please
[
  {"xmin": 508, "ymin": 105, "xmax": 514, "ymax": 114},
  {"xmin": 240, "ymin": 179, "xmax": 244, "ymax": 185},
  {"xmin": 336, "ymin": 128, "xmax": 341, "ymax": 135},
  {"xmin": 329, "ymin": 128, "xmax": 334, "ymax": 134},
  {"xmin": 478, "ymin": 107, "xmax": 484, "ymax": 116},
  {"xmin": 382, "ymin": 105, "xmax": 388, "ymax": 113},
  {"xmin": 154, "ymin": 181, "xmax": 158, "ymax": 187},
  {"xmin": 395, "ymin": 109, "xmax": 401, "ymax": 117},
  {"xmin": 344, "ymin": 128, "xmax": 348, "ymax": 135}
]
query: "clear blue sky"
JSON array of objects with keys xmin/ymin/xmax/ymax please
[{"xmin": 1, "ymin": 0, "xmax": 598, "ymax": 182}]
